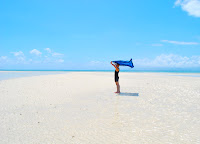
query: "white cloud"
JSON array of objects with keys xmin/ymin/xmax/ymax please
[
  {"xmin": 12, "ymin": 51, "xmax": 24, "ymax": 57},
  {"xmin": 30, "ymin": 49, "xmax": 42, "ymax": 56},
  {"xmin": 17, "ymin": 57, "xmax": 25, "ymax": 61},
  {"xmin": 152, "ymin": 44, "xmax": 163, "ymax": 46},
  {"xmin": 175, "ymin": 0, "xmax": 200, "ymax": 17},
  {"xmin": 45, "ymin": 48, "xmax": 51, "ymax": 53},
  {"xmin": 44, "ymin": 48, "xmax": 64, "ymax": 58},
  {"xmin": 44, "ymin": 48, "xmax": 65, "ymax": 63},
  {"xmin": 134, "ymin": 54, "xmax": 200, "ymax": 68},
  {"xmin": 52, "ymin": 52, "xmax": 64, "ymax": 57},
  {"xmin": 161, "ymin": 40, "xmax": 199, "ymax": 45},
  {"xmin": 175, "ymin": 0, "xmax": 182, "ymax": 5},
  {"xmin": 56, "ymin": 59, "xmax": 64, "ymax": 63},
  {"xmin": 11, "ymin": 51, "xmax": 26, "ymax": 63},
  {"xmin": 2, "ymin": 48, "xmax": 66, "ymax": 65}
]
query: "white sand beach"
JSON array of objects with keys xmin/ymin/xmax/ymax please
[{"xmin": 0, "ymin": 72, "xmax": 200, "ymax": 144}]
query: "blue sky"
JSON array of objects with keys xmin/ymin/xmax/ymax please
[{"xmin": 0, "ymin": 0, "xmax": 200, "ymax": 70}]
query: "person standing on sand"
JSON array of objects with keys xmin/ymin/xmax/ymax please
[{"xmin": 110, "ymin": 61, "xmax": 120, "ymax": 93}]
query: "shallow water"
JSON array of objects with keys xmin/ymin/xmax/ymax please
[
  {"xmin": 0, "ymin": 71, "xmax": 200, "ymax": 81},
  {"xmin": 169, "ymin": 74, "xmax": 200, "ymax": 77},
  {"xmin": 0, "ymin": 71, "xmax": 67, "ymax": 81}
]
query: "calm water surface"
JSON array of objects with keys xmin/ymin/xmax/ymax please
[
  {"xmin": 0, "ymin": 71, "xmax": 67, "ymax": 81},
  {"xmin": 0, "ymin": 70, "xmax": 200, "ymax": 81}
]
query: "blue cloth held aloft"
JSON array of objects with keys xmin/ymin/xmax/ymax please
[{"xmin": 112, "ymin": 59, "xmax": 134, "ymax": 68}]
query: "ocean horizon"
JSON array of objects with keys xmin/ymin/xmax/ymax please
[
  {"xmin": 0, "ymin": 70, "xmax": 200, "ymax": 81},
  {"xmin": 1, "ymin": 69, "xmax": 200, "ymax": 73}
]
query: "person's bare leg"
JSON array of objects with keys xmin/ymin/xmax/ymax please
[
  {"xmin": 118, "ymin": 83, "xmax": 120, "ymax": 93},
  {"xmin": 115, "ymin": 82, "xmax": 120, "ymax": 93},
  {"xmin": 117, "ymin": 82, "xmax": 120, "ymax": 93}
]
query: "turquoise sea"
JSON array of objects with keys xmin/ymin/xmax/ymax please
[
  {"xmin": 0, "ymin": 71, "xmax": 67, "ymax": 81},
  {"xmin": 0, "ymin": 70, "xmax": 200, "ymax": 81}
]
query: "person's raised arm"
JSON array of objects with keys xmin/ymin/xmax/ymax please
[
  {"xmin": 110, "ymin": 61, "xmax": 115, "ymax": 67},
  {"xmin": 110, "ymin": 61, "xmax": 118, "ymax": 69}
]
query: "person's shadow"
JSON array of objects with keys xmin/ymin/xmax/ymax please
[{"xmin": 118, "ymin": 92, "xmax": 139, "ymax": 97}]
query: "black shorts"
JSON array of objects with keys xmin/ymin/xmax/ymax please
[{"xmin": 115, "ymin": 76, "xmax": 119, "ymax": 82}]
